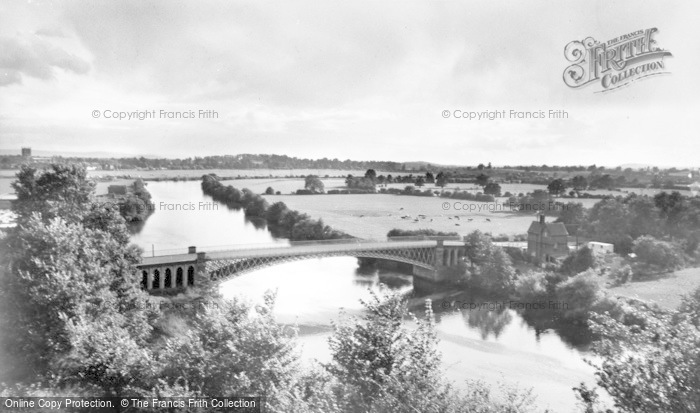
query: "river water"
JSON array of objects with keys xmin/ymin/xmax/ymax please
[{"xmin": 131, "ymin": 180, "xmax": 600, "ymax": 412}]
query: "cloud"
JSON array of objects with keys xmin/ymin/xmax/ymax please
[
  {"xmin": 0, "ymin": 35, "xmax": 90, "ymax": 86},
  {"xmin": 1, "ymin": 0, "xmax": 699, "ymax": 167}
]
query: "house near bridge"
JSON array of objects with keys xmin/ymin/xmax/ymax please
[{"xmin": 527, "ymin": 214, "xmax": 569, "ymax": 262}]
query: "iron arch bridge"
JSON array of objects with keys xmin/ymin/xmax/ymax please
[{"xmin": 136, "ymin": 237, "xmax": 466, "ymax": 292}]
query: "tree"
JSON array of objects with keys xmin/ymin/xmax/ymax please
[
  {"xmin": 1, "ymin": 214, "xmax": 156, "ymax": 385},
  {"xmin": 571, "ymin": 176, "xmax": 588, "ymax": 191},
  {"xmin": 265, "ymin": 186, "xmax": 275, "ymax": 195},
  {"xmin": 547, "ymin": 178, "xmax": 567, "ymax": 196},
  {"xmin": 464, "ymin": 230, "xmax": 494, "ymax": 268},
  {"xmin": 555, "ymin": 202, "xmax": 585, "ymax": 229},
  {"xmin": 304, "ymin": 175, "xmax": 325, "ymax": 193},
  {"xmin": 590, "ymin": 174, "xmax": 614, "ymax": 190},
  {"xmin": 12, "ymin": 164, "xmax": 95, "ymax": 225},
  {"xmin": 475, "ymin": 247, "xmax": 516, "ymax": 294},
  {"xmin": 364, "ymin": 169, "xmax": 377, "ymax": 181},
  {"xmin": 415, "ymin": 176, "xmax": 425, "ymax": 187},
  {"xmin": 559, "ymin": 246, "xmax": 596, "ymax": 275},
  {"xmin": 483, "ymin": 182, "xmax": 502, "ymax": 196},
  {"xmin": 477, "ymin": 163, "xmax": 485, "ymax": 170},
  {"xmin": 435, "ymin": 172, "xmax": 448, "ymax": 188},
  {"xmin": 632, "ymin": 236, "xmax": 683, "ymax": 272},
  {"xmin": 626, "ymin": 196, "xmax": 662, "ymax": 239},
  {"xmin": 58, "ymin": 302, "xmax": 157, "ymax": 398},
  {"xmin": 425, "ymin": 171, "xmax": 434, "ymax": 183},
  {"xmin": 158, "ymin": 293, "xmax": 298, "ymax": 403},
  {"xmin": 119, "ymin": 196, "xmax": 148, "ymax": 222},
  {"xmin": 554, "ymin": 270, "xmax": 601, "ymax": 321},
  {"xmin": 654, "ymin": 191, "xmax": 685, "ymax": 237},
  {"xmin": 475, "ymin": 173, "xmax": 489, "ymax": 187},
  {"xmin": 326, "ymin": 290, "xmax": 442, "ymax": 411},
  {"xmin": 585, "ymin": 198, "xmax": 633, "ymax": 253}
]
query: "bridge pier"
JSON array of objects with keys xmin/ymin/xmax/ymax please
[{"xmin": 410, "ymin": 240, "xmax": 465, "ymax": 292}]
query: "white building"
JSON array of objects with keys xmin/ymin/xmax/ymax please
[{"xmin": 587, "ymin": 241, "xmax": 614, "ymax": 256}]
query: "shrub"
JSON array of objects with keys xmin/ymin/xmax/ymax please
[
  {"xmin": 559, "ymin": 247, "xmax": 596, "ymax": 275},
  {"xmin": 610, "ymin": 264, "xmax": 632, "ymax": 285},
  {"xmin": 515, "ymin": 272, "xmax": 549, "ymax": 302},
  {"xmin": 632, "ymin": 235, "xmax": 683, "ymax": 273},
  {"xmin": 554, "ymin": 270, "xmax": 601, "ymax": 322}
]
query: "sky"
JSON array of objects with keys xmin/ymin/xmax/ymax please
[{"xmin": 1, "ymin": 0, "xmax": 698, "ymax": 167}]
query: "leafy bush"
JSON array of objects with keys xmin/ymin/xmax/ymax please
[
  {"xmin": 554, "ymin": 270, "xmax": 601, "ymax": 322},
  {"xmin": 588, "ymin": 303, "xmax": 700, "ymax": 412},
  {"xmin": 514, "ymin": 272, "xmax": 549, "ymax": 302},
  {"xmin": 632, "ymin": 235, "xmax": 683, "ymax": 273},
  {"xmin": 610, "ymin": 264, "xmax": 632, "ymax": 285},
  {"xmin": 559, "ymin": 247, "xmax": 596, "ymax": 275}
]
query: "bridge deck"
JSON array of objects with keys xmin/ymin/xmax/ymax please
[
  {"xmin": 139, "ymin": 239, "xmax": 465, "ymax": 266},
  {"xmin": 140, "ymin": 253, "xmax": 197, "ymax": 266}
]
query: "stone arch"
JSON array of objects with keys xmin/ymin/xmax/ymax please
[
  {"xmin": 152, "ymin": 269, "xmax": 160, "ymax": 289},
  {"xmin": 165, "ymin": 268, "xmax": 172, "ymax": 289},
  {"xmin": 187, "ymin": 266, "xmax": 195, "ymax": 286},
  {"xmin": 176, "ymin": 267, "xmax": 184, "ymax": 287}
]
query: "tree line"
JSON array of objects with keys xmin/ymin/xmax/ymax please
[{"xmin": 201, "ymin": 174, "xmax": 348, "ymax": 241}]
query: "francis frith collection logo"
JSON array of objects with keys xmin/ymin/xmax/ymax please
[{"xmin": 563, "ymin": 28, "xmax": 672, "ymax": 92}]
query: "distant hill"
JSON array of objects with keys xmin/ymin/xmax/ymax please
[{"xmin": 0, "ymin": 149, "xmax": 160, "ymax": 158}]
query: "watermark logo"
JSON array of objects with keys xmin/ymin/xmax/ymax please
[{"xmin": 563, "ymin": 28, "xmax": 672, "ymax": 92}]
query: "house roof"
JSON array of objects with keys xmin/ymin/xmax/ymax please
[{"xmin": 527, "ymin": 221, "xmax": 569, "ymax": 237}]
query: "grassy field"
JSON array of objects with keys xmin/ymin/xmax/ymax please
[
  {"xmin": 608, "ymin": 267, "xmax": 700, "ymax": 310},
  {"xmin": 264, "ymin": 192, "xmax": 539, "ymax": 240}
]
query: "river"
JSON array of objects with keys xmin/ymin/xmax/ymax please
[{"xmin": 130, "ymin": 180, "xmax": 601, "ymax": 412}]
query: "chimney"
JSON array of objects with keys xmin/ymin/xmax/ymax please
[
  {"xmin": 188, "ymin": 246, "xmax": 197, "ymax": 254},
  {"xmin": 539, "ymin": 214, "xmax": 545, "ymax": 224}
]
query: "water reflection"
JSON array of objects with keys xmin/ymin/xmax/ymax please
[{"xmin": 463, "ymin": 308, "xmax": 513, "ymax": 340}]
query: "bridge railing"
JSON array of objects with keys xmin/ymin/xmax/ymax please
[
  {"xmin": 287, "ymin": 238, "xmax": 366, "ymax": 246},
  {"xmin": 142, "ymin": 238, "xmax": 371, "ymax": 257},
  {"xmin": 387, "ymin": 235, "xmax": 462, "ymax": 242},
  {"xmin": 141, "ymin": 236, "xmax": 458, "ymax": 258},
  {"xmin": 140, "ymin": 247, "xmax": 195, "ymax": 257}
]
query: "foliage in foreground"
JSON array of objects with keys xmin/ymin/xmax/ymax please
[{"xmin": 580, "ymin": 292, "xmax": 700, "ymax": 413}]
